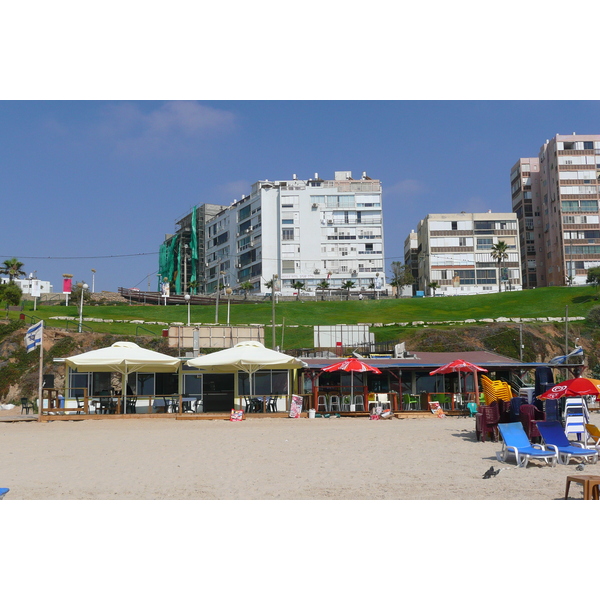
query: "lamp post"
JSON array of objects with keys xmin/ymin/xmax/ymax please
[
  {"xmin": 225, "ymin": 287, "xmax": 232, "ymax": 325},
  {"xmin": 78, "ymin": 283, "xmax": 88, "ymax": 333},
  {"xmin": 271, "ymin": 274, "xmax": 278, "ymax": 348},
  {"xmin": 184, "ymin": 294, "xmax": 191, "ymax": 326},
  {"xmin": 91, "ymin": 269, "xmax": 96, "ymax": 293}
]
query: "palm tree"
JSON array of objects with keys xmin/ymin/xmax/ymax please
[
  {"xmin": 239, "ymin": 281, "xmax": 254, "ymax": 300},
  {"xmin": 428, "ymin": 281, "xmax": 439, "ymax": 297},
  {"xmin": 491, "ymin": 241, "xmax": 509, "ymax": 293},
  {"xmin": 341, "ymin": 280, "xmax": 355, "ymax": 300},
  {"xmin": 291, "ymin": 281, "xmax": 306, "ymax": 300},
  {"xmin": 316, "ymin": 279, "xmax": 330, "ymax": 301},
  {"xmin": 1, "ymin": 258, "xmax": 25, "ymax": 283}
]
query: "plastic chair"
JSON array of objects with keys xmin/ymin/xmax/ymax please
[
  {"xmin": 376, "ymin": 394, "xmax": 392, "ymax": 411},
  {"xmin": 403, "ymin": 394, "xmax": 419, "ymax": 410},
  {"xmin": 520, "ymin": 404, "xmax": 545, "ymax": 443},
  {"xmin": 329, "ymin": 395, "xmax": 341, "ymax": 411},
  {"xmin": 266, "ymin": 396, "xmax": 278, "ymax": 412},
  {"xmin": 585, "ymin": 423, "xmax": 600, "ymax": 450},
  {"xmin": 466, "ymin": 402, "xmax": 478, "ymax": 417},
  {"xmin": 544, "ymin": 399, "xmax": 560, "ymax": 423},
  {"xmin": 498, "ymin": 422, "xmax": 557, "ymax": 467},
  {"xmin": 536, "ymin": 420, "xmax": 598, "ymax": 465},
  {"xmin": 353, "ymin": 395, "xmax": 365, "ymax": 411},
  {"xmin": 564, "ymin": 398, "xmax": 589, "ymax": 440},
  {"xmin": 476, "ymin": 401, "xmax": 500, "ymax": 442},
  {"xmin": 20, "ymin": 397, "xmax": 33, "ymax": 415},
  {"xmin": 317, "ymin": 395, "xmax": 328, "ymax": 412},
  {"xmin": 509, "ymin": 397, "xmax": 527, "ymax": 422},
  {"xmin": 126, "ymin": 397, "xmax": 138, "ymax": 414}
]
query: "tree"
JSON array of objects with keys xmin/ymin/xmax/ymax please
[
  {"xmin": 587, "ymin": 266, "xmax": 600, "ymax": 290},
  {"xmin": 70, "ymin": 281, "xmax": 91, "ymax": 304},
  {"xmin": 491, "ymin": 241, "xmax": 509, "ymax": 293},
  {"xmin": 291, "ymin": 281, "xmax": 306, "ymax": 300},
  {"xmin": 239, "ymin": 281, "xmax": 254, "ymax": 300},
  {"xmin": 316, "ymin": 279, "xmax": 329, "ymax": 301},
  {"xmin": 428, "ymin": 281, "xmax": 439, "ymax": 296},
  {"xmin": 389, "ymin": 261, "xmax": 415, "ymax": 298},
  {"xmin": 0, "ymin": 258, "xmax": 25, "ymax": 283},
  {"xmin": 0, "ymin": 282, "xmax": 22, "ymax": 307},
  {"xmin": 341, "ymin": 280, "xmax": 355, "ymax": 300}
]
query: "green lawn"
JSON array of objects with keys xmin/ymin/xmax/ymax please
[{"xmin": 11, "ymin": 285, "xmax": 599, "ymax": 349}]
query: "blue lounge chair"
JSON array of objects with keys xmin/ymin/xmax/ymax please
[
  {"xmin": 497, "ymin": 422, "xmax": 557, "ymax": 468},
  {"xmin": 0, "ymin": 488, "xmax": 9, "ymax": 500},
  {"xmin": 536, "ymin": 420, "xmax": 598, "ymax": 466}
]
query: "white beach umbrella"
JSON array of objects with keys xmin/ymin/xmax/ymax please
[
  {"xmin": 186, "ymin": 341, "xmax": 307, "ymax": 397},
  {"xmin": 64, "ymin": 342, "xmax": 181, "ymax": 413}
]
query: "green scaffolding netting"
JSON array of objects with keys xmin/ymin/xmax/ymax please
[
  {"xmin": 190, "ymin": 206, "xmax": 198, "ymax": 290},
  {"xmin": 158, "ymin": 233, "xmax": 180, "ymax": 293}
]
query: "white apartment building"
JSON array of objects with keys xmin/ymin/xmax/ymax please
[
  {"xmin": 0, "ymin": 276, "xmax": 53, "ymax": 294},
  {"xmin": 511, "ymin": 133, "xmax": 600, "ymax": 288},
  {"xmin": 417, "ymin": 212, "xmax": 522, "ymax": 296},
  {"xmin": 163, "ymin": 171, "xmax": 386, "ymax": 296}
]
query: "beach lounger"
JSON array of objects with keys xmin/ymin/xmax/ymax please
[
  {"xmin": 0, "ymin": 488, "xmax": 9, "ymax": 500},
  {"xmin": 536, "ymin": 420, "xmax": 598, "ymax": 465},
  {"xmin": 497, "ymin": 422, "xmax": 557, "ymax": 468}
]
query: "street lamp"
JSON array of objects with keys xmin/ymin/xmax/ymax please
[
  {"xmin": 225, "ymin": 287, "xmax": 232, "ymax": 325},
  {"xmin": 184, "ymin": 294, "xmax": 191, "ymax": 326},
  {"xmin": 78, "ymin": 283, "xmax": 89, "ymax": 333},
  {"xmin": 91, "ymin": 269, "xmax": 96, "ymax": 293},
  {"xmin": 271, "ymin": 274, "xmax": 278, "ymax": 348}
]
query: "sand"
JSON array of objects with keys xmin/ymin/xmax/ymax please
[{"xmin": 2, "ymin": 408, "xmax": 600, "ymax": 500}]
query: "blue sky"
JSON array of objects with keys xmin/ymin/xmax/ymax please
[{"xmin": 2, "ymin": 100, "xmax": 600, "ymax": 292}]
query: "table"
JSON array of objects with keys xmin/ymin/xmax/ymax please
[{"xmin": 565, "ymin": 475, "xmax": 600, "ymax": 500}]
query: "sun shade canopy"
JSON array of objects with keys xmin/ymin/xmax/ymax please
[
  {"xmin": 64, "ymin": 341, "xmax": 180, "ymax": 374},
  {"xmin": 186, "ymin": 341, "xmax": 307, "ymax": 375}
]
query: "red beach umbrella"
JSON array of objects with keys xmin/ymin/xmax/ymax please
[
  {"xmin": 321, "ymin": 358, "xmax": 382, "ymax": 400},
  {"xmin": 538, "ymin": 377, "xmax": 600, "ymax": 400},
  {"xmin": 429, "ymin": 359, "xmax": 488, "ymax": 402}
]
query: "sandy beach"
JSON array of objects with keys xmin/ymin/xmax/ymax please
[{"xmin": 2, "ymin": 409, "xmax": 600, "ymax": 500}]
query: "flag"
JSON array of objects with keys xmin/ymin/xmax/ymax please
[
  {"xmin": 25, "ymin": 321, "xmax": 43, "ymax": 353},
  {"xmin": 549, "ymin": 345, "xmax": 583, "ymax": 365}
]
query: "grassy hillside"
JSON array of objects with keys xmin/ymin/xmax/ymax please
[{"xmin": 8, "ymin": 285, "xmax": 600, "ymax": 351}]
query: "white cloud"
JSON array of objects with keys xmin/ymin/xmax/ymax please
[
  {"xmin": 385, "ymin": 179, "xmax": 428, "ymax": 197},
  {"xmin": 96, "ymin": 101, "xmax": 236, "ymax": 157},
  {"xmin": 213, "ymin": 180, "xmax": 252, "ymax": 204}
]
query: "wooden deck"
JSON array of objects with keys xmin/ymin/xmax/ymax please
[{"xmin": 19, "ymin": 409, "xmax": 462, "ymax": 422}]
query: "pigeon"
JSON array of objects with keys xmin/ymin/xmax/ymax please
[
  {"xmin": 576, "ymin": 464, "xmax": 585, "ymax": 471},
  {"xmin": 483, "ymin": 466, "xmax": 501, "ymax": 479}
]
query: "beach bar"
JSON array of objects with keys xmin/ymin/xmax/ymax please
[{"xmin": 42, "ymin": 343, "xmax": 550, "ymax": 421}]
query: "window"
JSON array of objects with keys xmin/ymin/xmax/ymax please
[
  {"xmin": 282, "ymin": 219, "xmax": 294, "ymax": 225},
  {"xmin": 584, "ymin": 141, "xmax": 594, "ymax": 150},
  {"xmin": 282, "ymin": 260, "xmax": 295, "ymax": 273},
  {"xmin": 282, "ymin": 228, "xmax": 294, "ymax": 241},
  {"xmin": 451, "ymin": 221, "xmax": 457, "ymax": 230},
  {"xmin": 476, "ymin": 238, "xmax": 493, "ymax": 249}
]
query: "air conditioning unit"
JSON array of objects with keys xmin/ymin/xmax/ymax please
[
  {"xmin": 327, "ymin": 220, "xmax": 333, "ymax": 224},
  {"xmin": 244, "ymin": 228, "xmax": 250, "ymax": 233},
  {"xmin": 352, "ymin": 270, "xmax": 357, "ymax": 275},
  {"xmin": 312, "ymin": 203, "xmax": 318, "ymax": 208},
  {"xmin": 249, "ymin": 226, "xmax": 254, "ymax": 231}
]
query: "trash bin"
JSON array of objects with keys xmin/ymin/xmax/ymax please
[{"xmin": 308, "ymin": 409, "xmax": 316, "ymax": 419}]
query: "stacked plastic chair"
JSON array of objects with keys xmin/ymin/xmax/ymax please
[
  {"xmin": 563, "ymin": 397, "xmax": 589, "ymax": 441},
  {"xmin": 481, "ymin": 375, "xmax": 515, "ymax": 405}
]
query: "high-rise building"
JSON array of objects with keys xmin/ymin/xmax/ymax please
[
  {"xmin": 403, "ymin": 230, "xmax": 418, "ymax": 292},
  {"xmin": 416, "ymin": 212, "xmax": 522, "ymax": 295},
  {"xmin": 160, "ymin": 171, "xmax": 386, "ymax": 296},
  {"xmin": 511, "ymin": 133, "xmax": 600, "ymax": 287}
]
